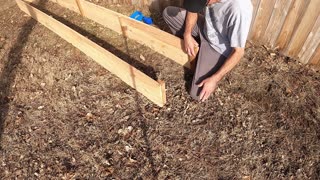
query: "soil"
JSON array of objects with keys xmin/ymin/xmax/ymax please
[{"xmin": 0, "ymin": 0, "xmax": 319, "ymax": 179}]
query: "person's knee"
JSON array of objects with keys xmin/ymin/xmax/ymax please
[
  {"xmin": 162, "ymin": 6, "xmax": 181, "ymax": 21},
  {"xmin": 162, "ymin": 6, "xmax": 173, "ymax": 21}
]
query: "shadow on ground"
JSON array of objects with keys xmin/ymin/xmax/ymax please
[
  {"xmin": 31, "ymin": 3, "xmax": 158, "ymax": 81},
  {"xmin": 0, "ymin": 0, "xmax": 48, "ymax": 149}
]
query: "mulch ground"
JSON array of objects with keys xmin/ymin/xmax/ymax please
[{"xmin": 0, "ymin": 0, "xmax": 319, "ymax": 179}]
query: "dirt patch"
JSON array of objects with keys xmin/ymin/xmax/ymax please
[{"xmin": 0, "ymin": 0, "xmax": 319, "ymax": 179}]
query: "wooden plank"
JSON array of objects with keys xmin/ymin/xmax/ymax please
[
  {"xmin": 286, "ymin": 0, "xmax": 320, "ymax": 58},
  {"xmin": 77, "ymin": 0, "xmax": 185, "ymax": 50},
  {"xmin": 309, "ymin": 44, "xmax": 320, "ymax": 65},
  {"xmin": 16, "ymin": 0, "xmax": 166, "ymax": 107},
  {"xmin": 250, "ymin": 0, "xmax": 277, "ymax": 43},
  {"xmin": 275, "ymin": 0, "xmax": 310, "ymax": 50},
  {"xmin": 75, "ymin": 0, "xmax": 84, "ymax": 16},
  {"xmin": 25, "ymin": 0, "xmax": 190, "ymax": 68},
  {"xmin": 248, "ymin": 0, "xmax": 260, "ymax": 39},
  {"xmin": 118, "ymin": 17, "xmax": 190, "ymax": 68},
  {"xmin": 261, "ymin": 0, "xmax": 292, "ymax": 47},
  {"xmin": 55, "ymin": 0, "xmax": 80, "ymax": 13},
  {"xmin": 298, "ymin": 15, "xmax": 320, "ymax": 64}
]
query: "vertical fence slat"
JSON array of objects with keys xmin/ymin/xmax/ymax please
[
  {"xmin": 250, "ymin": 0, "xmax": 277, "ymax": 42},
  {"xmin": 286, "ymin": 0, "xmax": 320, "ymax": 58},
  {"xmin": 275, "ymin": 0, "xmax": 310, "ymax": 50},
  {"xmin": 298, "ymin": 15, "xmax": 320, "ymax": 64},
  {"xmin": 248, "ymin": 0, "xmax": 261, "ymax": 39},
  {"xmin": 309, "ymin": 45, "xmax": 320, "ymax": 65},
  {"xmin": 261, "ymin": 0, "xmax": 292, "ymax": 47}
]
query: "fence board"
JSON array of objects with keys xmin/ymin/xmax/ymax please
[
  {"xmin": 275, "ymin": 0, "xmax": 310, "ymax": 50},
  {"xmin": 248, "ymin": 0, "xmax": 260, "ymax": 39},
  {"xmin": 286, "ymin": 0, "xmax": 320, "ymax": 58},
  {"xmin": 261, "ymin": 0, "xmax": 292, "ymax": 47},
  {"xmin": 309, "ymin": 45, "xmax": 320, "ymax": 65},
  {"xmin": 250, "ymin": 0, "xmax": 277, "ymax": 42},
  {"xmin": 299, "ymin": 16, "xmax": 320, "ymax": 64}
]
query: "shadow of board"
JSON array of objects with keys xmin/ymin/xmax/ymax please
[{"xmin": 0, "ymin": 0, "xmax": 49, "ymax": 149}]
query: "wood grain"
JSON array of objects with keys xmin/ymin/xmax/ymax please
[
  {"xmin": 250, "ymin": 0, "xmax": 277, "ymax": 42},
  {"xmin": 118, "ymin": 17, "xmax": 190, "ymax": 68},
  {"xmin": 286, "ymin": 0, "xmax": 320, "ymax": 58},
  {"xmin": 309, "ymin": 44, "xmax": 320, "ymax": 65},
  {"xmin": 75, "ymin": 0, "xmax": 84, "ymax": 16},
  {"xmin": 275, "ymin": 0, "xmax": 310, "ymax": 50},
  {"xmin": 298, "ymin": 15, "xmax": 320, "ymax": 64},
  {"xmin": 248, "ymin": 0, "xmax": 260, "ymax": 39},
  {"xmin": 261, "ymin": 0, "xmax": 292, "ymax": 47}
]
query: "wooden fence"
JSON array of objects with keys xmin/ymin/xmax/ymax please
[
  {"xmin": 108, "ymin": 0, "xmax": 320, "ymax": 66},
  {"xmin": 250, "ymin": 0, "xmax": 320, "ymax": 66}
]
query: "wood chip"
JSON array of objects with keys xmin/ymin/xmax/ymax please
[{"xmin": 139, "ymin": 54, "xmax": 146, "ymax": 61}]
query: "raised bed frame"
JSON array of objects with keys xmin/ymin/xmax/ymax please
[{"xmin": 16, "ymin": 0, "xmax": 193, "ymax": 107}]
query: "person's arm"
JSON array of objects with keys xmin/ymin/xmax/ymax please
[
  {"xmin": 198, "ymin": 47, "xmax": 244, "ymax": 101},
  {"xmin": 183, "ymin": 12, "xmax": 199, "ymax": 56}
]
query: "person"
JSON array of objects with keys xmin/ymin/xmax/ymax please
[{"xmin": 162, "ymin": 0, "xmax": 253, "ymax": 102}]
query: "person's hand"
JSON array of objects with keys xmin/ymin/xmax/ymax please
[
  {"xmin": 184, "ymin": 34, "xmax": 198, "ymax": 57},
  {"xmin": 197, "ymin": 77, "xmax": 219, "ymax": 102}
]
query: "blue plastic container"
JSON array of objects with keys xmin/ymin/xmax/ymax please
[
  {"xmin": 130, "ymin": 11, "xmax": 153, "ymax": 25},
  {"xmin": 142, "ymin": 17, "xmax": 153, "ymax": 25},
  {"xmin": 129, "ymin": 11, "xmax": 144, "ymax": 21}
]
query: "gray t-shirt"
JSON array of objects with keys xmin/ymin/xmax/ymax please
[{"xmin": 204, "ymin": 0, "xmax": 253, "ymax": 57}]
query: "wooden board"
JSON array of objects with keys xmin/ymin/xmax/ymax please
[
  {"xmin": 298, "ymin": 15, "xmax": 320, "ymax": 64},
  {"xmin": 250, "ymin": 0, "xmax": 277, "ymax": 42},
  {"xmin": 26, "ymin": 0, "xmax": 190, "ymax": 68},
  {"xmin": 16, "ymin": 0, "xmax": 166, "ymax": 107},
  {"xmin": 286, "ymin": 0, "xmax": 320, "ymax": 58},
  {"xmin": 248, "ymin": 0, "xmax": 260, "ymax": 39},
  {"xmin": 309, "ymin": 44, "xmax": 320, "ymax": 65},
  {"xmin": 118, "ymin": 17, "xmax": 190, "ymax": 67},
  {"xmin": 275, "ymin": 0, "xmax": 310, "ymax": 50},
  {"xmin": 261, "ymin": 0, "xmax": 292, "ymax": 47}
]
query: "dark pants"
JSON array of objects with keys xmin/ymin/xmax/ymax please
[{"xmin": 162, "ymin": 6, "xmax": 227, "ymax": 100}]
